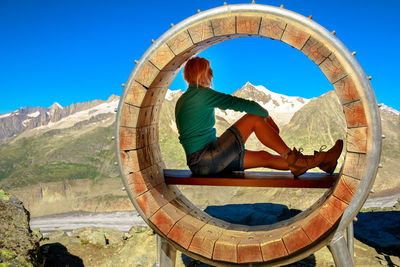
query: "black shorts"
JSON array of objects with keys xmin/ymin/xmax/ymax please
[{"xmin": 188, "ymin": 125, "xmax": 245, "ymax": 176}]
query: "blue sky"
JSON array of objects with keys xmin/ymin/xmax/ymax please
[{"xmin": 1, "ymin": 0, "xmax": 399, "ymax": 114}]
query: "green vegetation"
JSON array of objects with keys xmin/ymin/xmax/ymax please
[
  {"xmin": 0, "ymin": 120, "xmax": 119, "ymax": 190},
  {"xmin": 0, "ymin": 189, "xmax": 10, "ymax": 200}
]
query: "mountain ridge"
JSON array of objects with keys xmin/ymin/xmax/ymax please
[{"xmin": 0, "ymin": 83, "xmax": 399, "ymax": 216}]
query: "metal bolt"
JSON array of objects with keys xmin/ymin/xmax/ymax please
[
  {"xmin": 121, "ymin": 83, "xmax": 125, "ymax": 88},
  {"xmin": 332, "ymin": 30, "xmax": 336, "ymax": 35},
  {"xmin": 121, "ymin": 187, "xmax": 126, "ymax": 191},
  {"xmin": 134, "ymin": 60, "xmax": 139, "ymax": 64},
  {"xmin": 111, "ymin": 136, "xmax": 115, "ymax": 140},
  {"xmin": 370, "ymin": 189, "xmax": 375, "ymax": 193},
  {"xmin": 308, "ymin": 15, "xmax": 313, "ymax": 19},
  {"xmin": 170, "ymin": 23, "xmax": 174, "ymax": 27},
  {"xmin": 197, "ymin": 9, "xmax": 200, "ymax": 13},
  {"xmin": 378, "ymin": 164, "xmax": 383, "ymax": 168},
  {"xmin": 114, "ymin": 161, "xmax": 118, "ymax": 166},
  {"xmin": 368, "ymin": 76, "xmax": 372, "ymax": 80},
  {"xmin": 223, "ymin": 2, "xmax": 227, "ymax": 5},
  {"xmin": 151, "ymin": 39, "xmax": 155, "ymax": 43},
  {"xmin": 352, "ymin": 51, "xmax": 357, "ymax": 56},
  {"xmin": 382, "ymin": 134, "xmax": 386, "ymax": 139},
  {"xmin": 378, "ymin": 103, "xmax": 383, "ymax": 108}
]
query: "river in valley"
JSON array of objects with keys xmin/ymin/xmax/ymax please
[{"xmin": 31, "ymin": 192, "xmax": 400, "ymax": 234}]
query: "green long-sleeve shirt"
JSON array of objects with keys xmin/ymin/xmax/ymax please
[{"xmin": 175, "ymin": 84, "xmax": 269, "ymax": 155}]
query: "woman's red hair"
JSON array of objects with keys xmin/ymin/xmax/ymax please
[{"xmin": 183, "ymin": 57, "xmax": 211, "ymax": 87}]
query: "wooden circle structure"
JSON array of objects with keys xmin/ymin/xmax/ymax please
[{"xmin": 116, "ymin": 4, "xmax": 382, "ymax": 266}]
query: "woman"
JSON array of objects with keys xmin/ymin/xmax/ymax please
[{"xmin": 175, "ymin": 57, "xmax": 343, "ymax": 177}]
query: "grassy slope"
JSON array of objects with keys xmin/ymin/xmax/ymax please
[{"xmin": 0, "ymin": 116, "xmax": 118, "ymax": 190}]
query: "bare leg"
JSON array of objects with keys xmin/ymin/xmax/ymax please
[
  {"xmin": 234, "ymin": 114, "xmax": 290, "ymax": 155},
  {"xmin": 243, "ymin": 150, "xmax": 289, "ymax": 170}
]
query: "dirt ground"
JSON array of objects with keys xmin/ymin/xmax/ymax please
[{"xmin": 39, "ymin": 228, "xmax": 399, "ymax": 267}]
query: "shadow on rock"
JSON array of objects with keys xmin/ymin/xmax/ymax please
[
  {"xmin": 181, "ymin": 203, "xmax": 318, "ymax": 266},
  {"xmin": 354, "ymin": 211, "xmax": 400, "ymax": 256},
  {"xmin": 41, "ymin": 242, "xmax": 84, "ymax": 267}
]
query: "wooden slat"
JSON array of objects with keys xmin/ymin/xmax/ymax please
[
  {"xmin": 137, "ymin": 106, "xmax": 154, "ymax": 127},
  {"xmin": 347, "ymin": 127, "xmax": 368, "ymax": 153},
  {"xmin": 333, "ymin": 76, "xmax": 360, "ymax": 105},
  {"xmin": 333, "ymin": 178, "xmax": 355, "ymax": 204},
  {"xmin": 120, "ymin": 125, "xmax": 158, "ymax": 151},
  {"xmin": 125, "ymin": 81, "xmax": 147, "ymax": 107},
  {"xmin": 341, "ymin": 175, "xmax": 360, "ymax": 194},
  {"xmin": 150, "ymin": 200, "xmax": 190, "ymax": 235},
  {"xmin": 188, "ymin": 21, "xmax": 214, "ymax": 44},
  {"xmin": 150, "ymin": 70, "xmax": 178, "ymax": 88},
  {"xmin": 167, "ymin": 213, "xmax": 208, "ymax": 249},
  {"xmin": 120, "ymin": 150, "xmax": 140, "ymax": 174},
  {"xmin": 135, "ymin": 183, "xmax": 172, "ymax": 218},
  {"xmin": 237, "ymin": 235, "xmax": 263, "ymax": 263},
  {"xmin": 164, "ymin": 169, "xmax": 338, "ymax": 188},
  {"xmin": 319, "ymin": 53, "xmax": 347, "ymax": 84},
  {"xmin": 282, "ymin": 226, "xmax": 312, "ymax": 254},
  {"xmin": 301, "ymin": 208, "xmax": 333, "ymax": 241},
  {"xmin": 259, "ymin": 228, "xmax": 289, "ymax": 261},
  {"xmin": 161, "ymin": 44, "xmax": 204, "ymax": 72},
  {"xmin": 189, "ymin": 224, "xmax": 225, "ymax": 259},
  {"xmin": 236, "ymin": 16, "xmax": 261, "ymax": 35},
  {"xmin": 281, "ymin": 24, "xmax": 310, "ymax": 50},
  {"xmin": 121, "ymin": 144, "xmax": 161, "ymax": 174},
  {"xmin": 258, "ymin": 17, "xmax": 286, "ymax": 40},
  {"xmin": 126, "ymin": 163, "xmax": 164, "ymax": 197},
  {"xmin": 211, "ymin": 16, "xmax": 236, "ymax": 36},
  {"xmin": 213, "ymin": 230, "xmax": 247, "ymax": 263},
  {"xmin": 120, "ymin": 104, "xmax": 139, "ymax": 128},
  {"xmin": 149, "ymin": 43, "xmax": 175, "ymax": 70},
  {"xmin": 142, "ymin": 87, "xmax": 168, "ymax": 107},
  {"xmin": 342, "ymin": 152, "xmax": 367, "ymax": 179},
  {"xmin": 301, "ymin": 37, "xmax": 331, "ymax": 65},
  {"xmin": 135, "ymin": 61, "xmax": 159, "ymax": 88},
  {"xmin": 319, "ymin": 195, "xmax": 348, "ymax": 225},
  {"xmin": 343, "ymin": 101, "xmax": 367, "ymax": 128},
  {"xmin": 166, "ymin": 30, "xmax": 194, "ymax": 55}
]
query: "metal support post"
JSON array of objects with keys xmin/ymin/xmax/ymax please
[
  {"xmin": 346, "ymin": 221, "xmax": 354, "ymax": 260},
  {"xmin": 157, "ymin": 235, "xmax": 176, "ymax": 267},
  {"xmin": 328, "ymin": 231, "xmax": 354, "ymax": 267}
]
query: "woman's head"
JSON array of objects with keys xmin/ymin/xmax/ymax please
[{"xmin": 183, "ymin": 56, "xmax": 213, "ymax": 87}]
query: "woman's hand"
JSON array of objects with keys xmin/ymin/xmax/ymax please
[{"xmin": 265, "ymin": 116, "xmax": 280, "ymax": 134}]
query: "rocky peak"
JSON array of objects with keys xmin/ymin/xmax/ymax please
[
  {"xmin": 379, "ymin": 104, "xmax": 400, "ymax": 116},
  {"xmin": 0, "ymin": 96, "xmax": 119, "ymax": 145},
  {"xmin": 48, "ymin": 102, "xmax": 63, "ymax": 110},
  {"xmin": 107, "ymin": 95, "xmax": 120, "ymax": 102}
]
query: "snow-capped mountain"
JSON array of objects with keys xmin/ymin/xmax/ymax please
[
  {"xmin": 231, "ymin": 82, "xmax": 310, "ymax": 125},
  {"xmin": 0, "ymin": 95, "xmax": 119, "ymax": 144},
  {"xmin": 379, "ymin": 104, "xmax": 400, "ymax": 116}
]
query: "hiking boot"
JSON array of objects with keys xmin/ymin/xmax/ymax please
[
  {"xmin": 286, "ymin": 148, "xmax": 325, "ymax": 177},
  {"xmin": 314, "ymin": 139, "xmax": 344, "ymax": 174}
]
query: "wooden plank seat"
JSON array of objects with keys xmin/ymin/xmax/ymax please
[{"xmin": 164, "ymin": 169, "xmax": 339, "ymax": 188}]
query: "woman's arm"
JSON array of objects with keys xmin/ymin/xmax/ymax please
[{"xmin": 202, "ymin": 87, "xmax": 269, "ymax": 118}]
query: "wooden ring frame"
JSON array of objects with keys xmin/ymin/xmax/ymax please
[{"xmin": 116, "ymin": 4, "xmax": 381, "ymax": 265}]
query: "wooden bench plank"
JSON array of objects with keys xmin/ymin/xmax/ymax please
[{"xmin": 164, "ymin": 170, "xmax": 338, "ymax": 188}]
